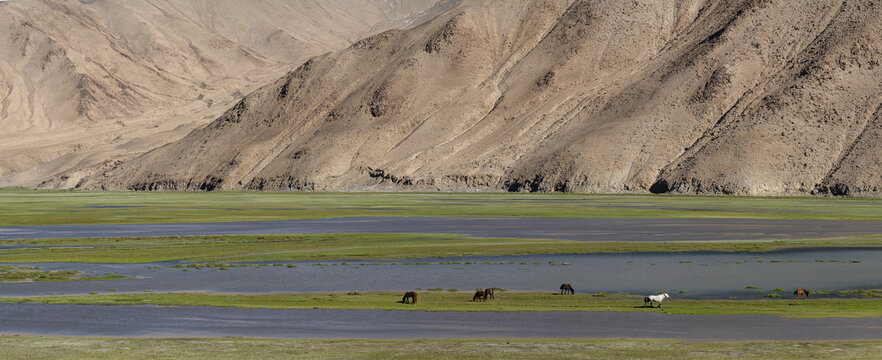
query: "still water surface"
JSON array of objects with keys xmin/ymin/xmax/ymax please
[{"xmin": 3, "ymin": 249, "xmax": 879, "ymax": 298}]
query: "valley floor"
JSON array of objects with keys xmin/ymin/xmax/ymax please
[
  {"xmin": 2, "ymin": 192, "xmax": 881, "ymax": 357},
  {"xmin": 3, "ymin": 337, "xmax": 882, "ymax": 360}
]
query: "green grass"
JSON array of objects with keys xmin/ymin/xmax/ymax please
[
  {"xmin": 2, "ymin": 190, "xmax": 882, "ymax": 226},
  {"xmin": 3, "ymin": 233, "xmax": 882, "ymax": 263},
  {"xmin": 0, "ymin": 265, "xmax": 129, "ymax": 283},
  {"xmin": 1, "ymin": 337, "xmax": 881, "ymax": 360},
  {"xmin": 6, "ymin": 292, "xmax": 882, "ymax": 318}
]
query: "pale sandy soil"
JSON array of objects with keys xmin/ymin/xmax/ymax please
[
  {"xmin": 0, "ymin": 0, "xmax": 449, "ymax": 187},
  {"xmin": 78, "ymin": 0, "xmax": 882, "ymax": 196}
]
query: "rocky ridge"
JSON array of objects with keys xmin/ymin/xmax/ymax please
[
  {"xmin": 0, "ymin": 0, "xmax": 448, "ymax": 187},
  {"xmin": 62, "ymin": 0, "xmax": 882, "ymax": 196}
]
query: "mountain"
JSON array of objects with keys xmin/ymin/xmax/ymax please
[
  {"xmin": 70, "ymin": 0, "xmax": 882, "ymax": 196},
  {"xmin": 0, "ymin": 0, "xmax": 450, "ymax": 187}
]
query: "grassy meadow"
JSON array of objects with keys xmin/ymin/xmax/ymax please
[
  {"xmin": 2, "ymin": 337, "xmax": 881, "ymax": 360},
  {"xmin": 2, "ymin": 189, "xmax": 882, "ymax": 226},
  {"xmin": 2, "ymin": 233, "xmax": 882, "ymax": 263},
  {"xmin": 5, "ymin": 291, "xmax": 882, "ymax": 318}
]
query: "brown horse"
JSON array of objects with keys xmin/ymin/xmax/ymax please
[
  {"xmin": 473, "ymin": 290, "xmax": 486, "ymax": 302},
  {"xmin": 560, "ymin": 283, "xmax": 575, "ymax": 295},
  {"xmin": 484, "ymin": 288, "xmax": 495, "ymax": 301},
  {"xmin": 402, "ymin": 291, "xmax": 418, "ymax": 304},
  {"xmin": 794, "ymin": 288, "xmax": 809, "ymax": 302}
]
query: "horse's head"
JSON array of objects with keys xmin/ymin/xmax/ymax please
[{"xmin": 662, "ymin": 293, "xmax": 670, "ymax": 298}]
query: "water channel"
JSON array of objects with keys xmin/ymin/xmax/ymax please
[{"xmin": 3, "ymin": 250, "xmax": 879, "ymax": 298}]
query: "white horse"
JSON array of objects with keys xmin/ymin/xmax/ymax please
[{"xmin": 644, "ymin": 293, "xmax": 670, "ymax": 308}]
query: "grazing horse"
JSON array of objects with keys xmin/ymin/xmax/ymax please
[
  {"xmin": 644, "ymin": 293, "xmax": 670, "ymax": 308},
  {"xmin": 402, "ymin": 291, "xmax": 418, "ymax": 304},
  {"xmin": 794, "ymin": 288, "xmax": 810, "ymax": 302},
  {"xmin": 484, "ymin": 288, "xmax": 495, "ymax": 301},
  {"xmin": 560, "ymin": 283, "xmax": 575, "ymax": 295},
  {"xmin": 473, "ymin": 290, "xmax": 486, "ymax": 302}
]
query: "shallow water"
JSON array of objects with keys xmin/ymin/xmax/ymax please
[
  {"xmin": 2, "ymin": 250, "xmax": 880, "ymax": 298},
  {"xmin": 2, "ymin": 303, "xmax": 881, "ymax": 340},
  {"xmin": 1, "ymin": 217, "xmax": 881, "ymax": 241}
]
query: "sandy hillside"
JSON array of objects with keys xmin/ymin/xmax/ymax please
[
  {"xmin": 0, "ymin": 0, "xmax": 449, "ymax": 187},
  {"xmin": 69, "ymin": 0, "xmax": 882, "ymax": 196}
]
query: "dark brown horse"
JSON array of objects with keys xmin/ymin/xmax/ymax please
[
  {"xmin": 484, "ymin": 288, "xmax": 495, "ymax": 301},
  {"xmin": 473, "ymin": 290, "xmax": 486, "ymax": 301},
  {"xmin": 794, "ymin": 288, "xmax": 809, "ymax": 302},
  {"xmin": 402, "ymin": 291, "xmax": 418, "ymax": 304},
  {"xmin": 560, "ymin": 283, "xmax": 575, "ymax": 295}
]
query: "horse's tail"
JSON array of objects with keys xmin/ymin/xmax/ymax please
[{"xmin": 412, "ymin": 292, "xmax": 417, "ymax": 304}]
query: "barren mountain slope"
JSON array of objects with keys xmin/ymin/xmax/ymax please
[
  {"xmin": 81, "ymin": 0, "xmax": 882, "ymax": 196},
  {"xmin": 0, "ymin": 0, "xmax": 447, "ymax": 187}
]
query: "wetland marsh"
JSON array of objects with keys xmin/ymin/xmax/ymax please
[
  {"xmin": 3, "ymin": 190, "xmax": 882, "ymax": 226},
  {"xmin": 2, "ymin": 191, "xmax": 882, "ymax": 343}
]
